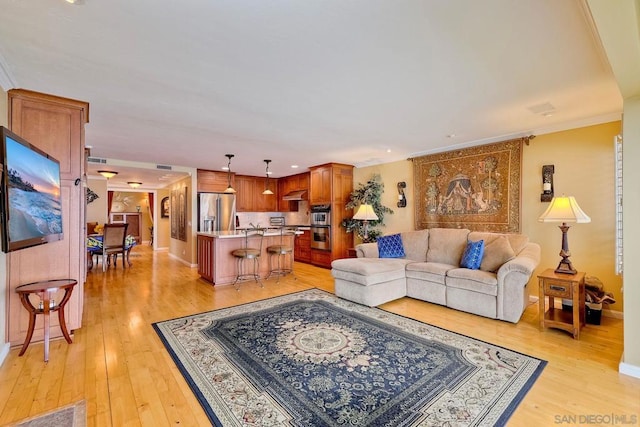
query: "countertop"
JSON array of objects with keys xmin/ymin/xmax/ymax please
[{"xmin": 197, "ymin": 227, "xmax": 307, "ymax": 239}]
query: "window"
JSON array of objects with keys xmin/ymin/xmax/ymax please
[{"xmin": 615, "ymin": 134, "xmax": 623, "ymax": 275}]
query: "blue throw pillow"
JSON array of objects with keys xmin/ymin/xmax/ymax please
[
  {"xmin": 377, "ymin": 234, "xmax": 406, "ymax": 258},
  {"xmin": 460, "ymin": 239, "xmax": 485, "ymax": 270}
]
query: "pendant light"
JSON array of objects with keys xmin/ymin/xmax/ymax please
[
  {"xmin": 224, "ymin": 154, "xmax": 236, "ymax": 194},
  {"xmin": 262, "ymin": 159, "xmax": 274, "ymax": 195}
]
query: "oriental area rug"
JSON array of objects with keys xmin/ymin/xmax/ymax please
[{"xmin": 153, "ymin": 289, "xmax": 546, "ymax": 426}]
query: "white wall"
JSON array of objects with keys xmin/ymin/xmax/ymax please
[{"xmin": 0, "ymin": 86, "xmax": 9, "ymax": 365}]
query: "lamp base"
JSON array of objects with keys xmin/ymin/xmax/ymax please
[{"xmin": 555, "ymin": 258, "xmax": 577, "ymax": 275}]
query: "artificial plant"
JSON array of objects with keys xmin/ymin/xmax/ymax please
[{"xmin": 341, "ymin": 173, "xmax": 393, "ymax": 243}]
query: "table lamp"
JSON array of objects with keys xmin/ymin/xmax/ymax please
[
  {"xmin": 538, "ymin": 195, "xmax": 591, "ymax": 274},
  {"xmin": 353, "ymin": 203, "xmax": 379, "ymax": 241}
]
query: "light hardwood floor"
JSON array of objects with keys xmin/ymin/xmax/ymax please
[{"xmin": 0, "ymin": 245, "xmax": 638, "ymax": 426}]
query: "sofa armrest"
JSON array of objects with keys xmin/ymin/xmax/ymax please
[
  {"xmin": 497, "ymin": 242, "xmax": 541, "ymax": 280},
  {"xmin": 356, "ymin": 242, "xmax": 379, "ymax": 258},
  {"xmin": 496, "ymin": 242, "xmax": 541, "ymax": 322}
]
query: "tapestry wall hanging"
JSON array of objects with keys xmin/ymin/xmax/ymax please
[{"xmin": 413, "ymin": 138, "xmax": 523, "ymax": 232}]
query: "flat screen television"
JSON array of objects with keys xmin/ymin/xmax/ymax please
[{"xmin": 0, "ymin": 126, "xmax": 64, "ymax": 252}]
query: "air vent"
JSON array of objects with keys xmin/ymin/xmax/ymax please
[
  {"xmin": 87, "ymin": 156, "xmax": 107, "ymax": 164},
  {"xmin": 156, "ymin": 164, "xmax": 172, "ymax": 170}
]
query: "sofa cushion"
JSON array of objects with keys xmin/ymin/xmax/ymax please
[
  {"xmin": 479, "ymin": 235, "xmax": 515, "ymax": 272},
  {"xmin": 468, "ymin": 231, "xmax": 529, "ymax": 256},
  {"xmin": 406, "ymin": 262, "xmax": 457, "ymax": 285},
  {"xmin": 460, "ymin": 239, "xmax": 484, "ymax": 270},
  {"xmin": 426, "ymin": 228, "xmax": 470, "ymax": 265},
  {"xmin": 331, "ymin": 258, "xmax": 410, "ymax": 286},
  {"xmin": 377, "ymin": 233, "xmax": 406, "ymax": 258},
  {"xmin": 400, "ymin": 229, "xmax": 429, "ymax": 262},
  {"xmin": 446, "ymin": 268, "xmax": 498, "ymax": 296}
]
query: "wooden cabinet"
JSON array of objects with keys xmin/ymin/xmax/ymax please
[
  {"xmin": 294, "ymin": 229, "xmax": 311, "ymax": 263},
  {"xmin": 110, "ymin": 212, "xmax": 142, "ymax": 244},
  {"xmin": 197, "ymin": 234, "xmax": 214, "ymax": 282},
  {"xmin": 278, "ymin": 172, "xmax": 310, "ymax": 212},
  {"xmin": 197, "ymin": 169, "xmax": 234, "ymax": 193},
  {"xmin": 308, "ymin": 163, "xmax": 354, "ymax": 268},
  {"xmin": 236, "ymin": 175, "xmax": 278, "ymax": 212},
  {"xmin": 310, "ymin": 166, "xmax": 333, "ymax": 205},
  {"xmin": 7, "ymin": 89, "xmax": 89, "ymax": 346}
]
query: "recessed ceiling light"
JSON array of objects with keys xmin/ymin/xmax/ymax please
[
  {"xmin": 65, "ymin": 0, "xmax": 85, "ymax": 4},
  {"xmin": 447, "ymin": 134, "xmax": 456, "ymax": 138},
  {"xmin": 291, "ymin": 165, "xmax": 299, "ymax": 169},
  {"xmin": 386, "ymin": 149, "xmax": 392, "ymax": 153}
]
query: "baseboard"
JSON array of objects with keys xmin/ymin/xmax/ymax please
[
  {"xmin": 619, "ymin": 354, "xmax": 640, "ymax": 379},
  {"xmin": 168, "ymin": 252, "xmax": 197, "ymax": 268},
  {"xmin": 528, "ymin": 295, "xmax": 623, "ymax": 319},
  {"xmin": 0, "ymin": 342, "xmax": 11, "ymax": 367}
]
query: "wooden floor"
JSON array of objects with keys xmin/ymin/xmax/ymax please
[{"xmin": 0, "ymin": 245, "xmax": 638, "ymax": 426}]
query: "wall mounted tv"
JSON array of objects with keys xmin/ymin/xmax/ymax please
[{"xmin": 0, "ymin": 126, "xmax": 64, "ymax": 253}]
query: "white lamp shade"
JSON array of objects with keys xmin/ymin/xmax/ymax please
[
  {"xmin": 538, "ymin": 196, "xmax": 591, "ymax": 223},
  {"xmin": 353, "ymin": 204, "xmax": 379, "ymax": 221}
]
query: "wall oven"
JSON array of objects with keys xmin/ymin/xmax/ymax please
[
  {"xmin": 311, "ymin": 226, "xmax": 331, "ymax": 250},
  {"xmin": 311, "ymin": 204, "xmax": 331, "ymax": 226}
]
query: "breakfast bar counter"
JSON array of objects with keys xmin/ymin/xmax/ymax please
[{"xmin": 196, "ymin": 230, "xmax": 297, "ymax": 285}]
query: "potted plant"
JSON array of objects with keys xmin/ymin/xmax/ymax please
[{"xmin": 341, "ymin": 174, "xmax": 393, "ymax": 243}]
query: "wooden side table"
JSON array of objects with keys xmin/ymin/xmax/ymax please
[
  {"xmin": 537, "ymin": 269, "xmax": 585, "ymax": 339},
  {"xmin": 15, "ymin": 279, "xmax": 78, "ymax": 362}
]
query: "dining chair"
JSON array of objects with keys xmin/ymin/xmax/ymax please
[
  {"xmin": 231, "ymin": 228, "xmax": 265, "ymax": 290},
  {"xmin": 102, "ymin": 223, "xmax": 129, "ymax": 271}
]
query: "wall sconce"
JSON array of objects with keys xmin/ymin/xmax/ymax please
[
  {"xmin": 541, "ymin": 165, "xmax": 554, "ymax": 202},
  {"xmin": 397, "ymin": 182, "xmax": 407, "ymax": 208}
]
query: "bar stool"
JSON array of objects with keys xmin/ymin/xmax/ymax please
[
  {"xmin": 266, "ymin": 227, "xmax": 297, "ymax": 283},
  {"xmin": 231, "ymin": 228, "xmax": 265, "ymax": 290}
]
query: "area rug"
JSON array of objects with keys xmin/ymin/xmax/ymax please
[
  {"xmin": 10, "ymin": 400, "xmax": 86, "ymax": 427},
  {"xmin": 153, "ymin": 289, "xmax": 546, "ymax": 426}
]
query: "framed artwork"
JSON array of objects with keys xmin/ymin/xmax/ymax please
[
  {"xmin": 161, "ymin": 196, "xmax": 170, "ymax": 218},
  {"xmin": 413, "ymin": 138, "xmax": 523, "ymax": 233},
  {"xmin": 170, "ymin": 187, "xmax": 188, "ymax": 241}
]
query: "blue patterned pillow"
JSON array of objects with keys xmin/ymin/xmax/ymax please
[
  {"xmin": 460, "ymin": 239, "xmax": 485, "ymax": 270},
  {"xmin": 377, "ymin": 234, "xmax": 405, "ymax": 258}
]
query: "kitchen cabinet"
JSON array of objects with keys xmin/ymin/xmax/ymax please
[
  {"xmin": 110, "ymin": 212, "xmax": 142, "ymax": 244},
  {"xmin": 197, "ymin": 169, "xmax": 234, "ymax": 193},
  {"xmin": 310, "ymin": 166, "xmax": 332, "ymax": 205},
  {"xmin": 308, "ymin": 163, "xmax": 354, "ymax": 268},
  {"xmin": 236, "ymin": 175, "xmax": 278, "ymax": 212},
  {"xmin": 7, "ymin": 89, "xmax": 89, "ymax": 347},
  {"xmin": 197, "ymin": 234, "xmax": 214, "ymax": 282},
  {"xmin": 294, "ymin": 229, "xmax": 311, "ymax": 263},
  {"xmin": 278, "ymin": 172, "xmax": 309, "ymax": 212}
]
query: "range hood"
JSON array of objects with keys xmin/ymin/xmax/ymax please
[{"xmin": 282, "ymin": 190, "xmax": 307, "ymax": 201}]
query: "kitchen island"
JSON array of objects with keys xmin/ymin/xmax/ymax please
[{"xmin": 197, "ymin": 229, "xmax": 298, "ymax": 285}]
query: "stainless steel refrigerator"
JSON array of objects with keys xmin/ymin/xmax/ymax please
[{"xmin": 198, "ymin": 193, "xmax": 236, "ymax": 232}]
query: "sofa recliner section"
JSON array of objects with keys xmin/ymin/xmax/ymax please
[{"xmin": 331, "ymin": 228, "xmax": 541, "ymax": 323}]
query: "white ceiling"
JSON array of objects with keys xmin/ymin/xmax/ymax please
[{"xmin": 0, "ymin": 0, "xmax": 622, "ymax": 188}]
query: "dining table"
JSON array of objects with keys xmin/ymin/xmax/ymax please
[{"xmin": 86, "ymin": 234, "xmax": 138, "ymax": 270}]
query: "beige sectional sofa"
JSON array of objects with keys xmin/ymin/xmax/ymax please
[{"xmin": 331, "ymin": 228, "xmax": 540, "ymax": 323}]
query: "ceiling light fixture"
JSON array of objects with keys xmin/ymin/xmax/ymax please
[
  {"xmin": 262, "ymin": 160, "xmax": 274, "ymax": 195},
  {"xmin": 223, "ymin": 154, "xmax": 236, "ymax": 194},
  {"xmin": 98, "ymin": 170, "xmax": 118, "ymax": 179},
  {"xmin": 128, "ymin": 182, "xmax": 142, "ymax": 189}
]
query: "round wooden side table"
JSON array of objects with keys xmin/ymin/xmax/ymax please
[{"xmin": 15, "ymin": 279, "xmax": 78, "ymax": 362}]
